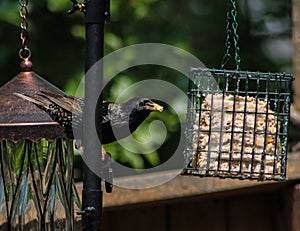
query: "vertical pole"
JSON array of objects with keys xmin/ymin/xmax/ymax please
[{"xmin": 82, "ymin": 0, "xmax": 105, "ymax": 230}]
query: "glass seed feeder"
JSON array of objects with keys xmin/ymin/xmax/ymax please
[
  {"xmin": 182, "ymin": 0, "xmax": 294, "ymax": 181},
  {"xmin": 0, "ymin": 1, "xmax": 80, "ymax": 230}
]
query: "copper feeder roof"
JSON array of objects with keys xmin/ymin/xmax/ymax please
[{"xmin": 0, "ymin": 71, "xmax": 67, "ymax": 142}]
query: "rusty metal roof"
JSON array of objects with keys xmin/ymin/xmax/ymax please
[{"xmin": 0, "ymin": 71, "xmax": 67, "ymax": 141}]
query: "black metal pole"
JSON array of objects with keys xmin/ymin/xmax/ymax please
[{"xmin": 82, "ymin": 0, "xmax": 106, "ymax": 230}]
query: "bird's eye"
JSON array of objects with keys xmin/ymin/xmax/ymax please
[{"xmin": 139, "ymin": 101, "xmax": 145, "ymax": 106}]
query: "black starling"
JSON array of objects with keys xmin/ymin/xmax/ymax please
[{"xmin": 14, "ymin": 92, "xmax": 163, "ymax": 144}]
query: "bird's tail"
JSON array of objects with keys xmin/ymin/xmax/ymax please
[{"xmin": 13, "ymin": 92, "xmax": 51, "ymax": 110}]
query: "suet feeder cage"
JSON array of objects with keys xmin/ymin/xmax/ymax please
[
  {"xmin": 182, "ymin": 69, "xmax": 293, "ymax": 181},
  {"xmin": 182, "ymin": 0, "xmax": 294, "ymax": 181}
]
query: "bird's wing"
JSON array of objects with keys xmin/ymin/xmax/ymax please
[
  {"xmin": 39, "ymin": 93, "xmax": 127, "ymax": 126},
  {"xmin": 39, "ymin": 91, "xmax": 83, "ymax": 117},
  {"xmin": 14, "ymin": 92, "xmax": 52, "ymax": 109}
]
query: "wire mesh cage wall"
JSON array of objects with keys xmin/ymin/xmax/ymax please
[{"xmin": 182, "ymin": 68, "xmax": 294, "ymax": 181}]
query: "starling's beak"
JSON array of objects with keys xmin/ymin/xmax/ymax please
[{"xmin": 147, "ymin": 102, "xmax": 163, "ymax": 112}]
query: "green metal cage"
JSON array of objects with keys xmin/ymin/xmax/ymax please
[{"xmin": 182, "ymin": 68, "xmax": 294, "ymax": 181}]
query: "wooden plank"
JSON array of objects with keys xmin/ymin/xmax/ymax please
[
  {"xmin": 75, "ymin": 152, "xmax": 300, "ymax": 209},
  {"xmin": 291, "ymin": 184, "xmax": 300, "ymax": 231},
  {"xmin": 103, "ymin": 206, "xmax": 166, "ymax": 231},
  {"xmin": 167, "ymin": 199, "xmax": 226, "ymax": 231},
  {"xmin": 227, "ymin": 194, "xmax": 276, "ymax": 231},
  {"xmin": 101, "ymin": 184, "xmax": 298, "ymax": 231}
]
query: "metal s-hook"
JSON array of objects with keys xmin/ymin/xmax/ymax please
[
  {"xmin": 68, "ymin": 0, "xmax": 110, "ymax": 24},
  {"xmin": 68, "ymin": 0, "xmax": 86, "ymax": 15},
  {"xmin": 104, "ymin": 0, "xmax": 110, "ymax": 23}
]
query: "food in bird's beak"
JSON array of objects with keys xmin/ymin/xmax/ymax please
[
  {"xmin": 189, "ymin": 93, "xmax": 282, "ymax": 178},
  {"xmin": 149, "ymin": 102, "xmax": 163, "ymax": 112}
]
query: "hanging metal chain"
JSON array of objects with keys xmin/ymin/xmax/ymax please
[
  {"xmin": 221, "ymin": 1, "xmax": 233, "ymax": 70},
  {"xmin": 221, "ymin": 0, "xmax": 241, "ymax": 70},
  {"xmin": 19, "ymin": 0, "xmax": 31, "ymax": 61},
  {"xmin": 231, "ymin": 0, "xmax": 241, "ymax": 70}
]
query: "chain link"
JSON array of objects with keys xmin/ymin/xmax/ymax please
[
  {"xmin": 19, "ymin": 0, "xmax": 31, "ymax": 61},
  {"xmin": 221, "ymin": 1, "xmax": 233, "ymax": 70},
  {"xmin": 221, "ymin": 0, "xmax": 241, "ymax": 70},
  {"xmin": 230, "ymin": 0, "xmax": 241, "ymax": 70}
]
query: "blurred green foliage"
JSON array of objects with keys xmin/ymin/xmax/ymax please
[{"xmin": 0, "ymin": 0, "xmax": 292, "ymax": 174}]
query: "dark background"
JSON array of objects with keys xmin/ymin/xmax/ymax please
[{"xmin": 0, "ymin": 0, "xmax": 293, "ymax": 171}]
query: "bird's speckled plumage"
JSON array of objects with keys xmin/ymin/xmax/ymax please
[{"xmin": 14, "ymin": 92, "xmax": 163, "ymax": 144}]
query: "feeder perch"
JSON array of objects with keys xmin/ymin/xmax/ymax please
[
  {"xmin": 182, "ymin": 68, "xmax": 294, "ymax": 181},
  {"xmin": 0, "ymin": 71, "xmax": 81, "ymax": 230}
]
